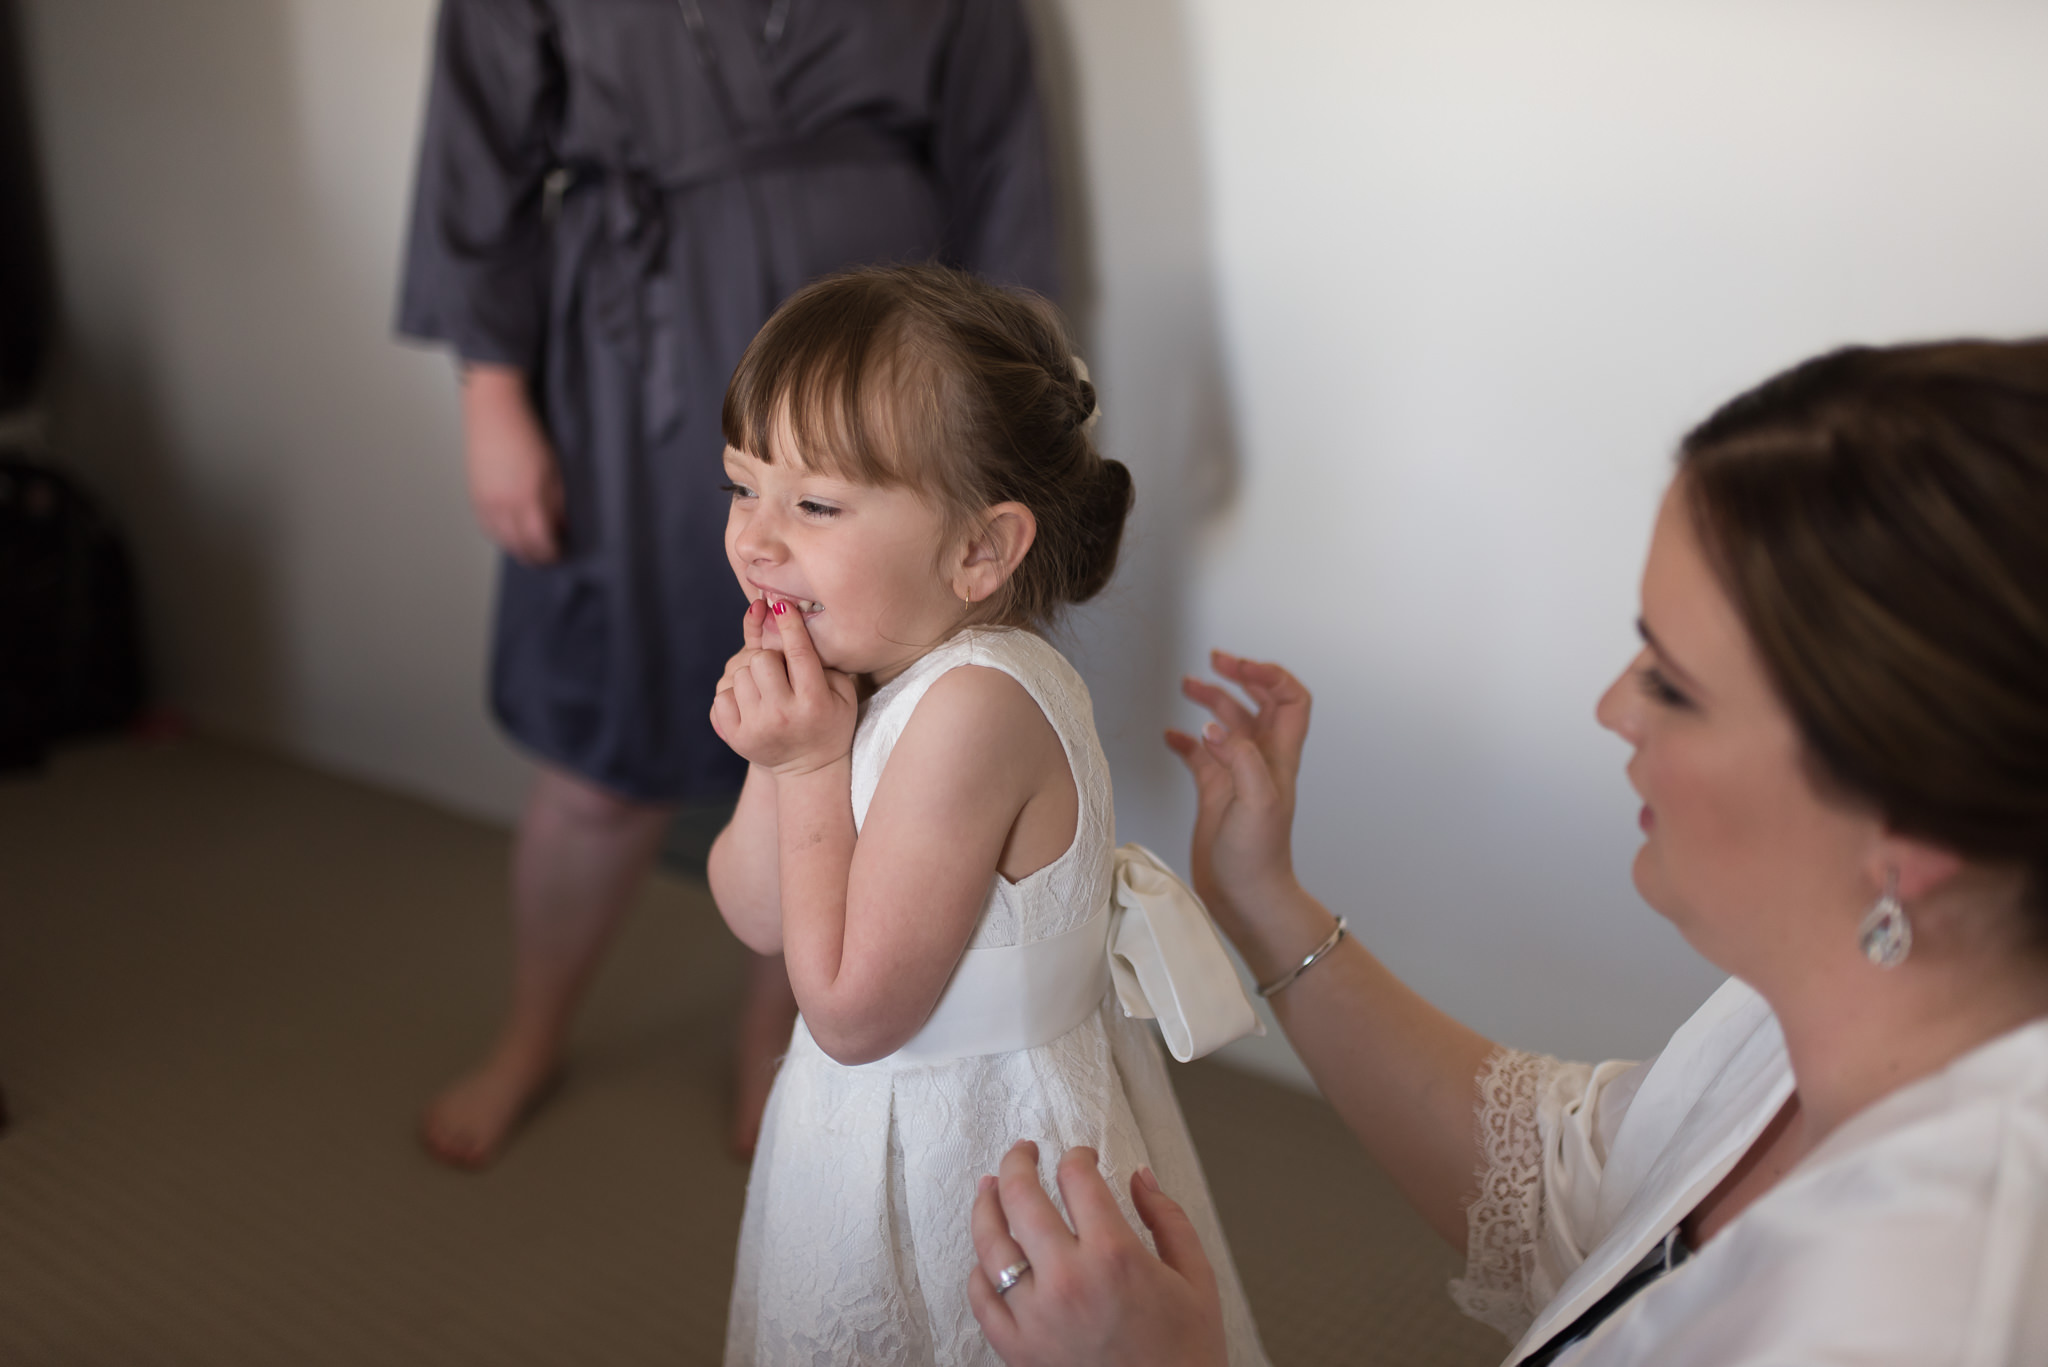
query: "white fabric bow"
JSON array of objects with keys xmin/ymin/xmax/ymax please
[{"xmin": 1107, "ymin": 843, "xmax": 1263, "ymax": 1062}]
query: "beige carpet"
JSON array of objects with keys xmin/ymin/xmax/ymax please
[{"xmin": 0, "ymin": 737, "xmax": 1504, "ymax": 1366}]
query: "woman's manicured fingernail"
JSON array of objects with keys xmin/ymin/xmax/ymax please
[
  {"xmin": 1137, "ymin": 1166, "xmax": 1159, "ymax": 1192},
  {"xmin": 1203, "ymin": 722, "xmax": 1225, "ymax": 743},
  {"xmin": 771, "ymin": 600, "xmax": 787, "ymax": 616}
]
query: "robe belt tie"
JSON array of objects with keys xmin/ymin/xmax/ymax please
[
  {"xmin": 887, "ymin": 844, "xmax": 1265, "ymax": 1065},
  {"xmin": 566, "ymin": 124, "xmax": 924, "ymax": 364}
]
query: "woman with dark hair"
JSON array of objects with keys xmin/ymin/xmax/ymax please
[{"xmin": 968, "ymin": 339, "xmax": 2048, "ymax": 1365}]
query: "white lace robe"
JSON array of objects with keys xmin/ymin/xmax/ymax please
[{"xmin": 1450, "ymin": 977, "xmax": 2048, "ymax": 1366}]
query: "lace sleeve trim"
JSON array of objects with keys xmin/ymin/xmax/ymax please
[{"xmin": 1447, "ymin": 1046, "xmax": 1561, "ymax": 1341}]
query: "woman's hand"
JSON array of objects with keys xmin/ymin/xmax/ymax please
[
  {"xmin": 968, "ymin": 1142, "xmax": 1227, "ymax": 1367},
  {"xmin": 461, "ymin": 363, "xmax": 564, "ymax": 564},
  {"xmin": 710, "ymin": 599, "xmax": 858, "ymax": 778},
  {"xmin": 1164, "ymin": 651, "xmax": 1313, "ymax": 945}
]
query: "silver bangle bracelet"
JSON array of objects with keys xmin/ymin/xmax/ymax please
[{"xmin": 1256, "ymin": 916, "xmax": 1347, "ymax": 999}]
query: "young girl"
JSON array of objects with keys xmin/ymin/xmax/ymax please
[{"xmin": 707, "ymin": 266, "xmax": 1269, "ymax": 1366}]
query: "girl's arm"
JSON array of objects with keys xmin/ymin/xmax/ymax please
[
  {"xmin": 714, "ymin": 608, "xmax": 1070, "ymax": 1065},
  {"xmin": 779, "ymin": 665, "xmax": 1067, "ymax": 1062},
  {"xmin": 706, "ymin": 762, "xmax": 781, "ymax": 954},
  {"xmin": 1168, "ymin": 653, "xmax": 1496, "ymax": 1253}
]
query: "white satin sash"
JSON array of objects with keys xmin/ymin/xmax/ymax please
[{"xmin": 887, "ymin": 844, "xmax": 1262, "ymax": 1065}]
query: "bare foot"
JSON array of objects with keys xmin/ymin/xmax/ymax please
[
  {"xmin": 421, "ymin": 1044, "xmax": 559, "ymax": 1171},
  {"xmin": 729, "ymin": 955, "xmax": 799, "ymax": 1160}
]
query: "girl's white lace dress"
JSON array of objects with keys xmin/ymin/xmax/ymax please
[{"xmin": 724, "ymin": 628, "xmax": 1269, "ymax": 1366}]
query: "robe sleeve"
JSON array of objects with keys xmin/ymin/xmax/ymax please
[
  {"xmin": 396, "ymin": 0, "xmax": 562, "ymax": 373},
  {"xmin": 927, "ymin": 0, "xmax": 1060, "ymax": 300},
  {"xmin": 1450, "ymin": 1047, "xmax": 1650, "ymax": 1342}
]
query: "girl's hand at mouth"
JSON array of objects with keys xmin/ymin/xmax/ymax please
[
  {"xmin": 711, "ymin": 598, "xmax": 859, "ymax": 778},
  {"xmin": 714, "ymin": 598, "xmax": 772, "ymax": 699}
]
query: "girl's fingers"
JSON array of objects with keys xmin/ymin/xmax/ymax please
[
  {"xmin": 733, "ymin": 667, "xmax": 763, "ymax": 715},
  {"xmin": 747, "ymin": 645, "xmax": 794, "ymax": 703},
  {"xmin": 1179, "ymin": 676, "xmax": 1256, "ymax": 734},
  {"xmin": 742, "ymin": 598, "xmax": 766, "ymax": 650},
  {"xmin": 768, "ymin": 602, "xmax": 826, "ymax": 696}
]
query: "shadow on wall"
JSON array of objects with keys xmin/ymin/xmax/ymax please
[
  {"xmin": 1028, "ymin": 0, "xmax": 1240, "ymax": 853},
  {"xmin": 24, "ymin": 0, "xmax": 510, "ymax": 814},
  {"xmin": 0, "ymin": 0, "xmax": 51, "ymax": 416},
  {"xmin": 25, "ymin": 0, "xmax": 312, "ymax": 739}
]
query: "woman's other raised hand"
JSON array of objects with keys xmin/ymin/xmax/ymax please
[{"xmin": 1164, "ymin": 651, "xmax": 1313, "ymax": 949}]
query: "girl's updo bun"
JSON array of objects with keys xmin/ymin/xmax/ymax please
[
  {"xmin": 724, "ymin": 264, "xmax": 1134, "ymax": 630},
  {"xmin": 1066, "ymin": 454, "xmax": 1134, "ymax": 605}
]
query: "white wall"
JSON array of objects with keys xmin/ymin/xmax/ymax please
[
  {"xmin": 20, "ymin": 1, "xmax": 2048, "ymax": 1082},
  {"xmin": 1175, "ymin": 0, "xmax": 2048, "ymax": 1075},
  {"xmin": 22, "ymin": 0, "xmax": 531, "ymax": 819}
]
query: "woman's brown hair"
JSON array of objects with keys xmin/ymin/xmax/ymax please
[
  {"xmin": 722, "ymin": 264, "xmax": 1132, "ymax": 632},
  {"xmin": 1678, "ymin": 339, "xmax": 2048, "ymax": 931}
]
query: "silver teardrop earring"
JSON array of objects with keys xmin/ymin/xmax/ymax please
[{"xmin": 1857, "ymin": 868, "xmax": 1912, "ymax": 969}]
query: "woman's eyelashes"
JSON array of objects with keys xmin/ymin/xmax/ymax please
[
  {"xmin": 720, "ymin": 481, "xmax": 754, "ymax": 500},
  {"xmin": 1636, "ymin": 662, "xmax": 1692, "ymax": 709},
  {"xmin": 796, "ymin": 498, "xmax": 842, "ymax": 519}
]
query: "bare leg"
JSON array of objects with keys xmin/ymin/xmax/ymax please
[
  {"xmin": 729, "ymin": 950, "xmax": 800, "ymax": 1159},
  {"xmin": 423, "ymin": 764, "xmax": 672, "ymax": 1169}
]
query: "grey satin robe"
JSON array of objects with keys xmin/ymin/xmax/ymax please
[{"xmin": 398, "ymin": 0, "xmax": 1059, "ymax": 801}]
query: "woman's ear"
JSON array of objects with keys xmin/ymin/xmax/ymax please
[
  {"xmin": 956, "ymin": 502, "xmax": 1037, "ymax": 606},
  {"xmin": 1869, "ymin": 833, "xmax": 1964, "ymax": 907}
]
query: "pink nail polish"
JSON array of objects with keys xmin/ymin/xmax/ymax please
[{"xmin": 771, "ymin": 600, "xmax": 787, "ymax": 616}]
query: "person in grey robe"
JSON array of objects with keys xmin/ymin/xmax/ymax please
[{"xmin": 397, "ymin": 0, "xmax": 1059, "ymax": 1168}]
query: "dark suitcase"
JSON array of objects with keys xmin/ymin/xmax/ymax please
[{"xmin": 0, "ymin": 455, "xmax": 146, "ymax": 772}]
